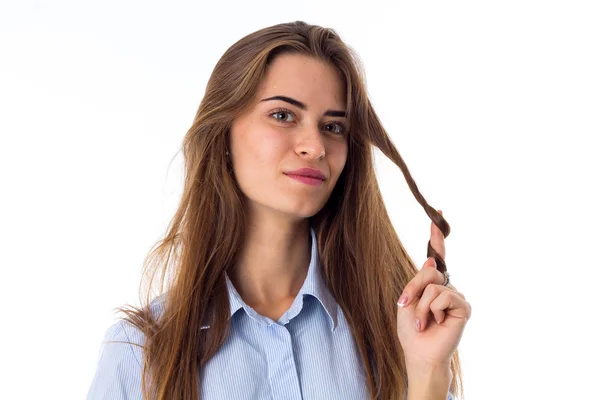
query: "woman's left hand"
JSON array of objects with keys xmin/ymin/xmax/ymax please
[{"xmin": 396, "ymin": 210, "xmax": 472, "ymax": 369}]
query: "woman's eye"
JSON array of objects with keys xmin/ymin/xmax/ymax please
[
  {"xmin": 270, "ymin": 109, "xmax": 294, "ymax": 123},
  {"xmin": 324, "ymin": 122, "xmax": 347, "ymax": 135}
]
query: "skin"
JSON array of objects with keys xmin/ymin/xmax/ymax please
[{"xmin": 227, "ymin": 53, "xmax": 348, "ymax": 317}]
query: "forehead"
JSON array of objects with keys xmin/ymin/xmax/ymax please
[{"xmin": 257, "ymin": 53, "xmax": 347, "ymax": 107}]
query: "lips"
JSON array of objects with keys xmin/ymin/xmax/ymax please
[{"xmin": 284, "ymin": 168, "xmax": 326, "ymax": 180}]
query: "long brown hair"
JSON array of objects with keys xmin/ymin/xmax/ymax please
[{"xmin": 113, "ymin": 20, "xmax": 462, "ymax": 399}]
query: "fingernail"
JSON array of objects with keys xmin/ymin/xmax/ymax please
[
  {"xmin": 415, "ymin": 319, "xmax": 421, "ymax": 332},
  {"xmin": 431, "ymin": 257, "xmax": 437, "ymax": 268},
  {"xmin": 397, "ymin": 294, "xmax": 408, "ymax": 307}
]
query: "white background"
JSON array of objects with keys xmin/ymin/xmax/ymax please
[{"xmin": 1, "ymin": 1, "xmax": 599, "ymax": 399}]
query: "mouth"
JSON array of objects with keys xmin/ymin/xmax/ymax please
[{"xmin": 285, "ymin": 173, "xmax": 324, "ymax": 186}]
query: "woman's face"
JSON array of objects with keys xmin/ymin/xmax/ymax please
[{"xmin": 229, "ymin": 53, "xmax": 348, "ymax": 221}]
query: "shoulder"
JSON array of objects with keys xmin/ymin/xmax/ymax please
[
  {"xmin": 87, "ymin": 320, "xmax": 144, "ymax": 399},
  {"xmin": 87, "ymin": 295, "xmax": 166, "ymax": 399},
  {"xmin": 101, "ymin": 319, "xmax": 144, "ymax": 362},
  {"xmin": 108, "ymin": 294, "xmax": 167, "ymax": 358},
  {"xmin": 104, "ymin": 294, "xmax": 167, "ymax": 359}
]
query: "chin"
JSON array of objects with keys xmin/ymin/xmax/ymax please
[
  {"xmin": 246, "ymin": 189, "xmax": 330, "ymax": 219},
  {"xmin": 281, "ymin": 200, "xmax": 327, "ymax": 219}
]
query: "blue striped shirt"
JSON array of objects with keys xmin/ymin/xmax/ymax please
[{"xmin": 87, "ymin": 227, "xmax": 455, "ymax": 399}]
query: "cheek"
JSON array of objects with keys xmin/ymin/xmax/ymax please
[
  {"xmin": 233, "ymin": 121, "xmax": 286, "ymax": 174},
  {"xmin": 260, "ymin": 129, "xmax": 286, "ymax": 159},
  {"xmin": 250, "ymin": 129, "xmax": 285, "ymax": 166},
  {"xmin": 329, "ymin": 142, "xmax": 348, "ymax": 175}
]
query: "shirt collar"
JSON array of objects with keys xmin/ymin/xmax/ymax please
[{"xmin": 200, "ymin": 226, "xmax": 338, "ymax": 332}]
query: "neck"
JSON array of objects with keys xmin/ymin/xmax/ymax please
[{"xmin": 228, "ymin": 216, "xmax": 312, "ymax": 308}]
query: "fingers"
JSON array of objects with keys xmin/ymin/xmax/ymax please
[
  {"xmin": 430, "ymin": 209, "xmax": 446, "ymax": 260},
  {"xmin": 413, "ymin": 285, "xmax": 469, "ymax": 331},
  {"xmin": 397, "ymin": 257, "xmax": 445, "ymax": 308}
]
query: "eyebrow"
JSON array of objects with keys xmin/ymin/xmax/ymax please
[{"xmin": 260, "ymin": 95, "xmax": 347, "ymax": 118}]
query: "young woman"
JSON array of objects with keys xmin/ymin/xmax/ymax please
[{"xmin": 87, "ymin": 21, "xmax": 471, "ymax": 400}]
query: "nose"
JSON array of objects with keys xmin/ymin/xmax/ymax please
[{"xmin": 296, "ymin": 126, "xmax": 326, "ymax": 160}]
